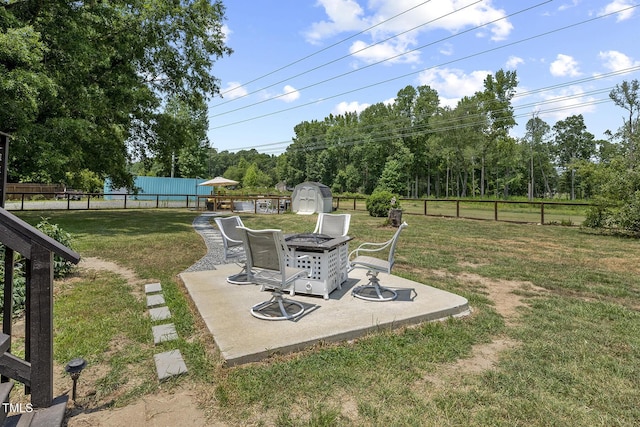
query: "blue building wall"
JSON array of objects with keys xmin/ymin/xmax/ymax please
[{"xmin": 104, "ymin": 176, "xmax": 214, "ymax": 201}]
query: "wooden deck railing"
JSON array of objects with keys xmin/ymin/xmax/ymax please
[{"xmin": 0, "ymin": 208, "xmax": 80, "ymax": 408}]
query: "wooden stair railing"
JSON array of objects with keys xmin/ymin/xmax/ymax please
[{"xmin": 0, "ymin": 207, "xmax": 80, "ymax": 409}]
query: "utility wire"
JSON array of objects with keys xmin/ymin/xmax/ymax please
[
  {"xmin": 210, "ymin": 3, "xmax": 638, "ymax": 130},
  {"xmin": 217, "ymin": 0, "xmax": 435, "ymax": 98},
  {"xmin": 210, "ymin": 1, "xmax": 549, "ymax": 118},
  {"xmin": 223, "ymin": 67, "xmax": 640, "ymax": 154},
  {"xmin": 213, "ymin": 0, "xmax": 483, "ymax": 108}
]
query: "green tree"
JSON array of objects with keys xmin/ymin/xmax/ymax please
[
  {"xmin": 480, "ymin": 69, "xmax": 518, "ymax": 197},
  {"xmin": 150, "ymin": 97, "xmax": 210, "ymax": 178},
  {"xmin": 609, "ymin": 79, "xmax": 640, "ymax": 164},
  {"xmin": 1, "ymin": 0, "xmax": 231, "ymax": 188},
  {"xmin": 525, "ymin": 115, "xmax": 555, "ymax": 198},
  {"xmin": 243, "ymin": 163, "xmax": 272, "ymax": 189},
  {"xmin": 552, "ymin": 114, "xmax": 596, "ymax": 199}
]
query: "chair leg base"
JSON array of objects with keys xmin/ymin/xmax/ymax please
[
  {"xmin": 351, "ymin": 272, "xmax": 397, "ymax": 302},
  {"xmin": 226, "ymin": 272, "xmax": 252, "ymax": 285},
  {"xmin": 250, "ymin": 295, "xmax": 305, "ymax": 320}
]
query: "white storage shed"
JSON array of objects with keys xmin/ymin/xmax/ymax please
[{"xmin": 291, "ymin": 181, "xmax": 333, "ymax": 215}]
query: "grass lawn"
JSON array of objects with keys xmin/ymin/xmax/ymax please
[{"xmin": 13, "ymin": 209, "xmax": 640, "ymax": 426}]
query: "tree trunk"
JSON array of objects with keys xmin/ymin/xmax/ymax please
[{"xmin": 481, "ymin": 156, "xmax": 485, "ymax": 197}]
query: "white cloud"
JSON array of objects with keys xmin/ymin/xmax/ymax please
[
  {"xmin": 305, "ymin": 0, "xmax": 514, "ymax": 64},
  {"xmin": 550, "ymin": 54, "xmax": 581, "ymax": 77},
  {"xmin": 598, "ymin": 0, "xmax": 636, "ymax": 22},
  {"xmin": 280, "ymin": 85, "xmax": 301, "ymax": 103},
  {"xmin": 221, "ymin": 24, "xmax": 231, "ymax": 42},
  {"xmin": 349, "ymin": 37, "xmax": 420, "ymax": 64},
  {"xmin": 333, "ymin": 100, "xmax": 371, "ymax": 115},
  {"xmin": 558, "ymin": 0, "xmax": 580, "ymax": 12},
  {"xmin": 417, "ymin": 67, "xmax": 491, "ymax": 108},
  {"xmin": 439, "ymin": 43, "xmax": 454, "ymax": 56},
  {"xmin": 599, "ymin": 50, "xmax": 640, "ymax": 72},
  {"xmin": 304, "ymin": 0, "xmax": 367, "ymax": 44},
  {"xmin": 220, "ymin": 81, "xmax": 248, "ymax": 100},
  {"xmin": 537, "ymin": 86, "xmax": 597, "ymax": 121},
  {"xmin": 506, "ymin": 56, "xmax": 524, "ymax": 69}
]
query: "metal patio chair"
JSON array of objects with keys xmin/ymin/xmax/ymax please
[
  {"xmin": 348, "ymin": 222, "xmax": 408, "ymax": 302},
  {"xmin": 213, "ymin": 216, "xmax": 251, "ymax": 284},
  {"xmin": 312, "ymin": 213, "xmax": 351, "ymax": 237},
  {"xmin": 237, "ymin": 226, "xmax": 310, "ymax": 320}
]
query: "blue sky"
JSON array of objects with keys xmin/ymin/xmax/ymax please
[{"xmin": 207, "ymin": 0, "xmax": 640, "ymax": 154}]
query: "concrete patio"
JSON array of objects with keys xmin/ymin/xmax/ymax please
[{"xmin": 179, "ymin": 263, "xmax": 471, "ymax": 366}]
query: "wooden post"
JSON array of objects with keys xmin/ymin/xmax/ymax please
[
  {"xmin": 0, "ymin": 132, "xmax": 8, "ymax": 208},
  {"xmin": 28, "ymin": 243, "xmax": 54, "ymax": 408},
  {"xmin": 388, "ymin": 209, "xmax": 403, "ymax": 227},
  {"xmin": 2, "ymin": 247, "xmax": 14, "ymax": 383},
  {"xmin": 494, "ymin": 201, "xmax": 498, "ymax": 221},
  {"xmin": 541, "ymin": 203, "xmax": 545, "ymax": 225}
]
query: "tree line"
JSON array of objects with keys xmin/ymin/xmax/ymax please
[{"xmin": 2, "ymin": 1, "xmax": 639, "ymax": 231}]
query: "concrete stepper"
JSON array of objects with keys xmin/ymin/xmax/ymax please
[
  {"xmin": 149, "ymin": 306, "xmax": 171, "ymax": 321},
  {"xmin": 146, "ymin": 294, "xmax": 165, "ymax": 308},
  {"xmin": 152, "ymin": 323, "xmax": 178, "ymax": 344},
  {"xmin": 154, "ymin": 350, "xmax": 188, "ymax": 381},
  {"xmin": 145, "ymin": 282, "xmax": 162, "ymax": 294}
]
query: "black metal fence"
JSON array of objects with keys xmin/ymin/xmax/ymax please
[{"xmin": 5, "ymin": 191, "xmax": 592, "ymax": 225}]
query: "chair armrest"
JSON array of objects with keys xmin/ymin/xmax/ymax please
[
  {"xmin": 285, "ymin": 252, "xmax": 313, "ymax": 276},
  {"xmin": 348, "ymin": 238, "xmax": 394, "ymax": 260}
]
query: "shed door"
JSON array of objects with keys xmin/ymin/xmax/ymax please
[{"xmin": 298, "ymin": 186, "xmax": 317, "ymax": 214}]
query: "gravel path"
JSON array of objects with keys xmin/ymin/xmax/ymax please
[{"xmin": 183, "ymin": 212, "xmax": 227, "ymax": 272}]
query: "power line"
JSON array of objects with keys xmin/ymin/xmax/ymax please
[
  {"xmin": 213, "ymin": 0, "xmax": 484, "ymax": 108},
  {"xmin": 210, "ymin": 1, "xmax": 549, "ymax": 119},
  {"xmin": 217, "ymin": 0, "xmax": 436, "ymax": 99},
  {"xmin": 222, "ymin": 68, "xmax": 640, "ymax": 154},
  {"xmin": 209, "ymin": 3, "xmax": 638, "ymax": 130}
]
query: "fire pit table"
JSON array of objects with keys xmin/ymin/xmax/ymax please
[{"xmin": 285, "ymin": 233, "xmax": 352, "ymax": 299}]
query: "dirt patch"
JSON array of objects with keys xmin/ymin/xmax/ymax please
[
  {"xmin": 420, "ymin": 338, "xmax": 519, "ymax": 390},
  {"xmin": 417, "ymin": 265, "xmax": 549, "ymax": 393},
  {"xmin": 77, "ymin": 257, "xmax": 146, "ymax": 300},
  {"xmin": 431, "ymin": 269, "xmax": 548, "ymax": 323},
  {"xmin": 54, "ymin": 257, "xmax": 216, "ymax": 427},
  {"xmin": 44, "ymin": 257, "xmax": 541, "ymax": 425}
]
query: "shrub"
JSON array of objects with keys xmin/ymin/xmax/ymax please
[
  {"xmin": 366, "ymin": 190, "xmax": 401, "ymax": 217},
  {"xmin": 615, "ymin": 190, "xmax": 640, "ymax": 233},
  {"xmin": 0, "ymin": 251, "xmax": 26, "ymax": 316},
  {"xmin": 0, "ymin": 218, "xmax": 76, "ymax": 315},
  {"xmin": 36, "ymin": 218, "xmax": 76, "ymax": 277}
]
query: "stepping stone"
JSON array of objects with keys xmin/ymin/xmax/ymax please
[
  {"xmin": 146, "ymin": 294, "xmax": 165, "ymax": 308},
  {"xmin": 152, "ymin": 323, "xmax": 178, "ymax": 344},
  {"xmin": 145, "ymin": 282, "xmax": 162, "ymax": 294},
  {"xmin": 149, "ymin": 306, "xmax": 171, "ymax": 321},
  {"xmin": 154, "ymin": 350, "xmax": 187, "ymax": 381}
]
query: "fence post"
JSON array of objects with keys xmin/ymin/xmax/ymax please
[
  {"xmin": 541, "ymin": 203, "xmax": 545, "ymax": 225},
  {"xmin": 494, "ymin": 201, "xmax": 498, "ymax": 221},
  {"xmin": 424, "ymin": 199, "xmax": 427, "ymax": 216},
  {"xmin": 353, "ymin": 197, "xmax": 356, "ymax": 210},
  {"xmin": 456, "ymin": 200, "xmax": 460, "ymax": 217}
]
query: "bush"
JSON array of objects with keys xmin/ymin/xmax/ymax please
[
  {"xmin": 366, "ymin": 190, "xmax": 401, "ymax": 217},
  {"xmin": 36, "ymin": 218, "xmax": 76, "ymax": 277},
  {"xmin": 0, "ymin": 218, "xmax": 76, "ymax": 315},
  {"xmin": 583, "ymin": 203, "xmax": 612, "ymax": 229},
  {"xmin": 616, "ymin": 190, "xmax": 640, "ymax": 233}
]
